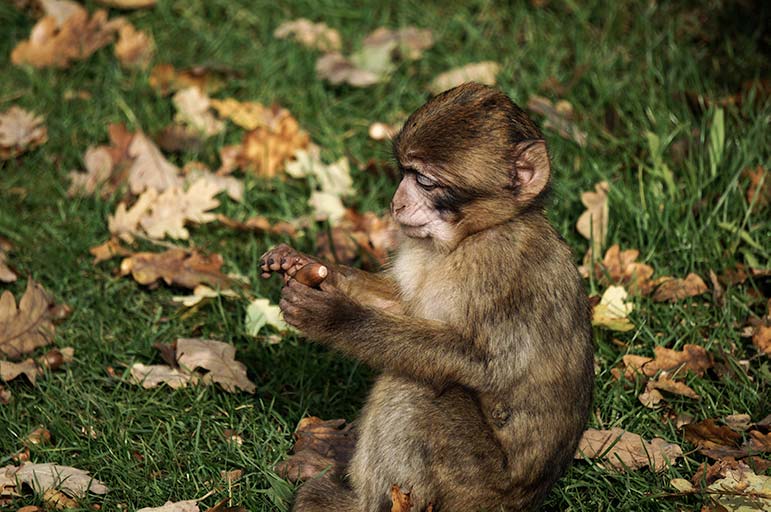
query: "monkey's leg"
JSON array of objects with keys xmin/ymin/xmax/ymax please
[{"xmin": 292, "ymin": 474, "xmax": 360, "ymax": 512}]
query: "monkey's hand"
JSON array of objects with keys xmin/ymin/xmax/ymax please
[
  {"xmin": 260, "ymin": 244, "xmax": 323, "ymax": 283},
  {"xmin": 279, "ymin": 278, "xmax": 362, "ymax": 342}
]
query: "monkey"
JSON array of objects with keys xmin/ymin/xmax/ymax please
[{"xmin": 261, "ymin": 82, "xmax": 594, "ymax": 512}]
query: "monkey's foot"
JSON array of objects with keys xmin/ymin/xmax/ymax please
[
  {"xmin": 260, "ymin": 243, "xmax": 316, "ymax": 280},
  {"xmin": 275, "ymin": 417, "xmax": 357, "ymax": 483}
]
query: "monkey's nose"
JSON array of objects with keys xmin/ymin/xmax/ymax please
[{"xmin": 391, "ymin": 202, "xmax": 406, "ymax": 215}]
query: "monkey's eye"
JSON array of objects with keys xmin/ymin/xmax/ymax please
[{"xmin": 415, "ymin": 173, "xmax": 437, "ymax": 190}]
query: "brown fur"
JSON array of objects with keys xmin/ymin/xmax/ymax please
[{"xmin": 262, "ymin": 83, "xmax": 594, "ymax": 511}]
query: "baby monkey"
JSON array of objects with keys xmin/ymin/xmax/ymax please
[{"xmin": 262, "ymin": 83, "xmax": 593, "ymax": 511}]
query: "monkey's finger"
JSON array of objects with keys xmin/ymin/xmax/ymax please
[{"xmin": 261, "ymin": 272, "xmax": 271, "ymax": 279}]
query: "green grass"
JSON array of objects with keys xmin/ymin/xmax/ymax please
[{"xmin": 1, "ymin": 0, "xmax": 769, "ymax": 510}]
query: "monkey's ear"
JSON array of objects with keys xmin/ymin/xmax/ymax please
[{"xmin": 513, "ymin": 140, "xmax": 550, "ymax": 202}]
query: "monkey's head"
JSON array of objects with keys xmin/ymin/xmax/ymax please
[{"xmin": 391, "ymin": 82, "xmax": 551, "ymax": 249}]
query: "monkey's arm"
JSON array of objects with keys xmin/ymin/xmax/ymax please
[
  {"xmin": 261, "ymin": 244, "xmax": 401, "ymax": 313},
  {"xmin": 280, "ymin": 280, "xmax": 489, "ymax": 390}
]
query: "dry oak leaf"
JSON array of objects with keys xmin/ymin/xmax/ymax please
[
  {"xmin": 683, "ymin": 419, "xmax": 745, "ymax": 459},
  {"xmin": 1, "ymin": 463, "xmax": 108, "ymax": 497},
  {"xmin": 274, "ymin": 18, "xmax": 342, "ymax": 52},
  {"xmin": 0, "ymin": 279, "xmax": 56, "ymax": 359},
  {"xmin": 114, "ymin": 22, "xmax": 154, "ymax": 69},
  {"xmin": 527, "ymin": 95, "xmax": 588, "ymax": 147},
  {"xmin": 210, "ymin": 98, "xmax": 269, "ymax": 131},
  {"xmin": 176, "ymin": 338, "xmax": 255, "ymax": 393},
  {"xmin": 287, "ymin": 147, "xmax": 354, "ymax": 197},
  {"xmin": 639, "ymin": 376, "xmax": 700, "ymax": 408},
  {"xmin": 595, "ymin": 244, "xmax": 655, "ymax": 295},
  {"xmin": 0, "ymin": 106, "xmax": 48, "ymax": 160},
  {"xmin": 613, "ymin": 344, "xmax": 712, "ymax": 381},
  {"xmin": 127, "ymin": 132, "xmax": 182, "ymax": 194},
  {"xmin": 575, "ymin": 427, "xmax": 683, "ymax": 472},
  {"xmin": 315, "ymin": 52, "xmax": 380, "ymax": 87},
  {"xmin": 0, "ymin": 249, "xmax": 17, "ymax": 283},
  {"xmin": 236, "ymin": 106, "xmax": 310, "ymax": 177},
  {"xmin": 11, "ymin": 6, "xmax": 125, "ymax": 69},
  {"xmin": 591, "ymin": 285, "xmax": 634, "ymax": 332},
  {"xmin": 139, "ymin": 178, "xmax": 221, "ymax": 240},
  {"xmin": 363, "ymin": 26, "xmax": 434, "ymax": 61},
  {"xmin": 108, "ymin": 187, "xmax": 158, "ymax": 242},
  {"xmin": 130, "ymin": 363, "xmax": 193, "ymax": 389},
  {"xmin": 68, "ymin": 123, "xmax": 135, "ymax": 197},
  {"xmin": 136, "ymin": 500, "xmax": 200, "ymax": 512},
  {"xmin": 752, "ymin": 324, "xmax": 770, "ymax": 356},
  {"xmin": 0, "ymin": 358, "xmax": 41, "ymax": 384},
  {"xmin": 149, "ymin": 63, "xmax": 231, "ymax": 95},
  {"xmin": 89, "ymin": 238, "xmax": 131, "ymax": 264},
  {"xmin": 652, "ymin": 273, "xmax": 708, "ymax": 302},
  {"xmin": 576, "ymin": 181, "xmax": 609, "ymax": 260},
  {"xmin": 172, "ymin": 87, "xmax": 224, "ymax": 137},
  {"xmin": 428, "ymin": 61, "xmax": 500, "ymax": 95},
  {"xmin": 120, "ymin": 248, "xmax": 231, "ymax": 289},
  {"xmin": 276, "ymin": 417, "xmax": 356, "ymax": 482}
]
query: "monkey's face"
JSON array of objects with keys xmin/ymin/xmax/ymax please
[{"xmin": 390, "ymin": 163, "xmax": 456, "ymax": 242}]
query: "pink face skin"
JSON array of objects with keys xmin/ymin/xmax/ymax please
[{"xmin": 390, "ymin": 171, "xmax": 454, "ymax": 242}]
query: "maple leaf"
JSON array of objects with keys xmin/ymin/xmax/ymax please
[
  {"xmin": 591, "ymin": 285, "xmax": 634, "ymax": 332},
  {"xmin": 652, "ymin": 273, "xmax": 708, "ymax": 302},
  {"xmin": 527, "ymin": 95, "xmax": 588, "ymax": 147},
  {"xmin": 114, "ymin": 23, "xmax": 154, "ymax": 69},
  {"xmin": 1, "ymin": 463, "xmax": 108, "ymax": 497},
  {"xmin": 0, "ymin": 279, "xmax": 56, "ymax": 359},
  {"xmin": 427, "ymin": 62, "xmax": 500, "ymax": 95},
  {"xmin": 11, "ymin": 6, "xmax": 126, "ymax": 69},
  {"xmin": 0, "ymin": 106, "xmax": 48, "ymax": 159},
  {"xmin": 127, "ymin": 132, "xmax": 182, "ymax": 194},
  {"xmin": 274, "ymin": 18, "xmax": 342, "ymax": 52},
  {"xmin": 176, "ymin": 338, "xmax": 255, "ymax": 393},
  {"xmin": 172, "ymin": 87, "xmax": 224, "ymax": 137},
  {"xmin": 120, "ymin": 249, "xmax": 232, "ymax": 289},
  {"xmin": 575, "ymin": 427, "xmax": 683, "ymax": 472},
  {"xmin": 576, "ymin": 181, "xmax": 609, "ymax": 262}
]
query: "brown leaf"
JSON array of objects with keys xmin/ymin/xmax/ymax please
[
  {"xmin": 276, "ymin": 417, "xmax": 356, "ymax": 483},
  {"xmin": 684, "ymin": 419, "xmax": 747, "ymax": 459},
  {"xmin": 742, "ymin": 165, "xmax": 769, "ymax": 208},
  {"xmin": 68, "ymin": 123, "xmax": 135, "ymax": 197},
  {"xmin": 274, "ymin": 18, "xmax": 342, "ymax": 52},
  {"xmin": 0, "ymin": 359, "xmax": 41, "ymax": 384},
  {"xmin": 527, "ymin": 95, "xmax": 587, "ymax": 146},
  {"xmin": 614, "ymin": 344, "xmax": 712, "ymax": 380},
  {"xmin": 149, "ymin": 64, "xmax": 233, "ymax": 95},
  {"xmin": 130, "ymin": 363, "xmax": 193, "ymax": 389},
  {"xmin": 595, "ymin": 244, "xmax": 655, "ymax": 295},
  {"xmin": 176, "ymin": 338, "xmax": 255, "ymax": 393},
  {"xmin": 0, "ymin": 249, "xmax": 17, "ymax": 283},
  {"xmin": 0, "ymin": 279, "xmax": 56, "ymax": 359},
  {"xmin": 1, "ymin": 463, "xmax": 108, "ymax": 497},
  {"xmin": 315, "ymin": 52, "xmax": 380, "ymax": 87},
  {"xmin": 576, "ymin": 182, "xmax": 609, "ymax": 259},
  {"xmin": 235, "ymin": 106, "xmax": 310, "ymax": 177},
  {"xmin": 127, "ymin": 132, "xmax": 181, "ymax": 194},
  {"xmin": 0, "ymin": 106, "xmax": 48, "ymax": 160},
  {"xmin": 652, "ymin": 273, "xmax": 708, "ymax": 302},
  {"xmin": 752, "ymin": 324, "xmax": 770, "ymax": 356},
  {"xmin": 575, "ymin": 427, "xmax": 683, "ymax": 472},
  {"xmin": 114, "ymin": 22, "xmax": 154, "ymax": 69},
  {"xmin": 119, "ymin": 249, "xmax": 231, "ymax": 289},
  {"xmin": 427, "ymin": 61, "xmax": 500, "ymax": 95},
  {"xmin": 391, "ymin": 485, "xmax": 413, "ymax": 512},
  {"xmin": 215, "ymin": 214, "xmax": 298, "ymax": 237},
  {"xmin": 646, "ymin": 376, "xmax": 700, "ymax": 399},
  {"xmin": 11, "ymin": 7, "xmax": 125, "ymax": 69},
  {"xmin": 89, "ymin": 238, "xmax": 131, "ymax": 264},
  {"xmin": 748, "ymin": 430, "xmax": 771, "ymax": 452}
]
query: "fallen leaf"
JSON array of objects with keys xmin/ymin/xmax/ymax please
[
  {"xmin": 0, "ymin": 359, "xmax": 41, "ymax": 384},
  {"xmin": 1, "ymin": 463, "xmax": 108, "ymax": 497},
  {"xmin": 210, "ymin": 98, "xmax": 271, "ymax": 131},
  {"xmin": 752, "ymin": 324, "xmax": 770, "ymax": 356},
  {"xmin": 575, "ymin": 427, "xmax": 683, "ymax": 472},
  {"xmin": 89, "ymin": 238, "xmax": 131, "ymax": 263},
  {"xmin": 707, "ymin": 467, "xmax": 771, "ymax": 511},
  {"xmin": 274, "ymin": 18, "xmax": 341, "ymax": 52},
  {"xmin": 176, "ymin": 338, "xmax": 255, "ymax": 393},
  {"xmin": 684, "ymin": 419, "xmax": 743, "ymax": 458},
  {"xmin": 68, "ymin": 123, "xmax": 135, "ymax": 197},
  {"xmin": 0, "ymin": 106, "xmax": 48, "ymax": 159},
  {"xmin": 287, "ymin": 147, "xmax": 354, "ymax": 197},
  {"xmin": 742, "ymin": 166, "xmax": 769, "ymax": 208},
  {"xmin": 427, "ymin": 61, "xmax": 500, "ymax": 95},
  {"xmin": 308, "ymin": 191, "xmax": 346, "ymax": 224},
  {"xmin": 594, "ymin": 244, "xmax": 655, "ymax": 295},
  {"xmin": 149, "ymin": 63, "xmax": 232, "ymax": 95},
  {"xmin": 315, "ymin": 52, "xmax": 380, "ymax": 87},
  {"xmin": 108, "ymin": 187, "xmax": 158, "ymax": 242},
  {"xmin": 172, "ymin": 87, "xmax": 224, "ymax": 137},
  {"xmin": 114, "ymin": 22, "xmax": 154, "ymax": 69},
  {"xmin": 591, "ymin": 285, "xmax": 634, "ymax": 332},
  {"xmin": 155, "ymin": 123, "xmax": 205, "ymax": 153},
  {"xmin": 171, "ymin": 284, "xmax": 238, "ymax": 307},
  {"xmin": 97, "ymin": 0, "xmax": 156, "ymax": 8},
  {"xmin": 119, "ymin": 249, "xmax": 232, "ymax": 289},
  {"xmin": 236, "ymin": 105, "xmax": 310, "ymax": 177},
  {"xmin": 647, "ymin": 376, "xmax": 700, "ymax": 399},
  {"xmin": 576, "ymin": 181, "xmax": 609, "ymax": 260},
  {"xmin": 613, "ymin": 344, "xmax": 712, "ymax": 380},
  {"xmin": 724, "ymin": 414, "xmax": 753, "ymax": 432},
  {"xmin": 527, "ymin": 95, "xmax": 588, "ymax": 146},
  {"xmin": 127, "ymin": 132, "xmax": 181, "ymax": 194},
  {"xmin": 136, "ymin": 500, "xmax": 200, "ymax": 512},
  {"xmin": 245, "ymin": 298, "xmax": 287, "ymax": 335},
  {"xmin": 276, "ymin": 417, "xmax": 356, "ymax": 482},
  {"xmin": 130, "ymin": 363, "xmax": 193, "ymax": 389},
  {"xmin": 11, "ymin": 6, "xmax": 125, "ymax": 69},
  {"xmin": 0, "ymin": 248, "xmax": 17, "ymax": 283},
  {"xmin": 139, "ymin": 178, "xmax": 221, "ymax": 239},
  {"xmin": 42, "ymin": 488, "xmax": 79, "ymax": 509},
  {"xmin": 652, "ymin": 273, "xmax": 708, "ymax": 302},
  {"xmin": 361, "ymin": 26, "xmax": 434, "ymax": 60},
  {"xmin": 391, "ymin": 485, "xmax": 413, "ymax": 512},
  {"xmin": 183, "ymin": 164, "xmax": 243, "ymax": 201},
  {"xmin": 219, "ymin": 469, "xmax": 243, "ymax": 484},
  {"xmin": 0, "ymin": 279, "xmax": 56, "ymax": 359},
  {"xmin": 40, "ymin": 0, "xmax": 83, "ymax": 26}
]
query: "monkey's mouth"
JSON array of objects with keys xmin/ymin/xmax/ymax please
[{"xmin": 400, "ymin": 223, "xmax": 430, "ymax": 238}]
